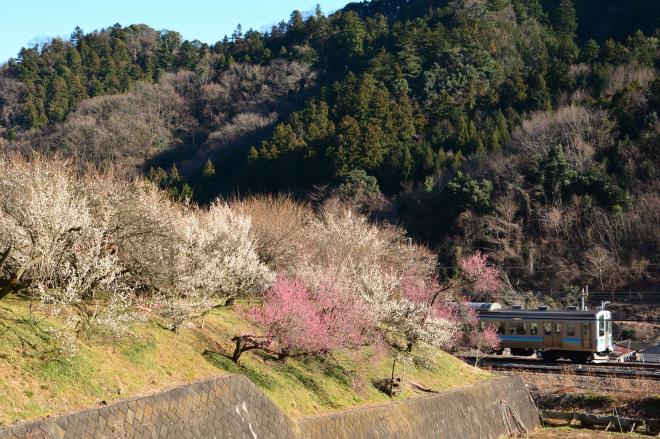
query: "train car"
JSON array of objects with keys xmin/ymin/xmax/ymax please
[{"xmin": 473, "ymin": 303, "xmax": 614, "ymax": 362}]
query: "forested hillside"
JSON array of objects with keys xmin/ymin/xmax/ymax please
[{"xmin": 0, "ymin": 0, "xmax": 658, "ymax": 294}]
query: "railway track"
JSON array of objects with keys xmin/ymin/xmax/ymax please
[{"xmin": 463, "ymin": 357, "xmax": 660, "ymax": 381}]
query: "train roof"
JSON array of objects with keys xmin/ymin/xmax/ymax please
[{"xmin": 476, "ymin": 307, "xmax": 611, "ymax": 320}]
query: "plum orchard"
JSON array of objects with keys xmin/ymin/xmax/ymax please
[
  {"xmin": 0, "ymin": 156, "xmax": 501, "ymax": 360},
  {"xmin": 231, "ymin": 204, "xmax": 502, "ymax": 363},
  {"xmin": 0, "ymin": 155, "xmax": 272, "ymax": 351}
]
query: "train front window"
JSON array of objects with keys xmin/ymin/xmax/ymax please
[
  {"xmin": 566, "ymin": 323, "xmax": 576, "ymax": 337},
  {"xmin": 599, "ymin": 316, "xmax": 605, "ymax": 337},
  {"xmin": 510, "ymin": 322, "xmax": 525, "ymax": 335},
  {"xmin": 530, "ymin": 322, "xmax": 538, "ymax": 335},
  {"xmin": 544, "ymin": 323, "xmax": 552, "ymax": 336}
]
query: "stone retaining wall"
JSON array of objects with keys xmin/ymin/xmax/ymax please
[
  {"xmin": 0, "ymin": 375, "xmax": 538, "ymax": 439},
  {"xmin": 0, "ymin": 374, "xmax": 297, "ymax": 439},
  {"xmin": 294, "ymin": 376, "xmax": 539, "ymax": 439}
]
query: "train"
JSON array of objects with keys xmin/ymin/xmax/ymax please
[{"xmin": 472, "ymin": 303, "xmax": 614, "ymax": 362}]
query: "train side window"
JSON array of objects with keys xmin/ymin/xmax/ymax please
[
  {"xmin": 544, "ymin": 323, "xmax": 552, "ymax": 335},
  {"xmin": 583, "ymin": 324, "xmax": 590, "ymax": 336},
  {"xmin": 497, "ymin": 321, "xmax": 505, "ymax": 334},
  {"xmin": 530, "ymin": 322, "xmax": 538, "ymax": 335},
  {"xmin": 566, "ymin": 323, "xmax": 576, "ymax": 337},
  {"xmin": 510, "ymin": 322, "xmax": 525, "ymax": 335},
  {"xmin": 555, "ymin": 323, "xmax": 562, "ymax": 334}
]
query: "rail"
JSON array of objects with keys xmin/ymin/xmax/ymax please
[{"xmin": 463, "ymin": 357, "xmax": 660, "ymax": 381}]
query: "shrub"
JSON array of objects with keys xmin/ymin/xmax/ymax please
[{"xmin": 230, "ymin": 194, "xmax": 311, "ymax": 271}]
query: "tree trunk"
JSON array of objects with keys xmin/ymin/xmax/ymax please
[
  {"xmin": 0, "ymin": 246, "xmax": 10, "ymax": 271},
  {"xmin": 390, "ymin": 355, "xmax": 397, "ymax": 398},
  {"xmin": 232, "ymin": 337, "xmax": 244, "ymax": 363}
]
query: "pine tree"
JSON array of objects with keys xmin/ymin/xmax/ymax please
[
  {"xmin": 22, "ymin": 96, "xmax": 44, "ymax": 129},
  {"xmin": 333, "ymin": 115, "xmax": 362, "ymax": 175},
  {"xmin": 582, "ymin": 39, "xmax": 600, "ymax": 63},
  {"xmin": 180, "ymin": 183, "xmax": 193, "ymax": 200},
  {"xmin": 526, "ymin": 73, "xmax": 551, "ymax": 111},
  {"xmin": 70, "ymin": 26, "xmax": 84, "ymax": 46},
  {"xmin": 168, "ymin": 164, "xmax": 181, "ymax": 185},
  {"xmin": 554, "ymin": 0, "xmax": 577, "ymax": 37},
  {"xmin": 202, "ymin": 159, "xmax": 216, "ymax": 179},
  {"xmin": 232, "ymin": 24, "xmax": 243, "ymax": 42},
  {"xmin": 495, "ymin": 111, "xmax": 509, "ymax": 142},
  {"xmin": 247, "ymin": 146, "xmax": 259, "ymax": 163},
  {"xmin": 490, "ymin": 128, "xmax": 502, "ymax": 153},
  {"xmin": 290, "ymin": 10, "xmax": 304, "ymax": 30},
  {"xmin": 46, "ymin": 75, "xmax": 70, "ymax": 122}
]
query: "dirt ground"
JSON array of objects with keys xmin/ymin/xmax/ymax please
[
  {"xmin": 617, "ymin": 321, "xmax": 660, "ymax": 344},
  {"xmin": 520, "ymin": 426, "xmax": 646, "ymax": 438},
  {"xmin": 491, "ymin": 369, "xmax": 660, "ymax": 397},
  {"xmin": 493, "ymin": 370, "xmax": 659, "ymax": 436}
]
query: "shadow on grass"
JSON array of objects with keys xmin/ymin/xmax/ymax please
[
  {"xmin": 281, "ymin": 363, "xmax": 341, "ymax": 410},
  {"xmin": 202, "ymin": 350, "xmax": 277, "ymax": 390},
  {"xmin": 203, "ymin": 349, "xmax": 352, "ymax": 410},
  {"xmin": 318, "ymin": 359, "xmax": 353, "ymax": 387}
]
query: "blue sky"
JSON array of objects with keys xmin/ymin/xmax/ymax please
[{"xmin": 1, "ymin": 0, "xmax": 351, "ymax": 62}]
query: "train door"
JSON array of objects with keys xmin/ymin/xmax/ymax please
[
  {"xmin": 581, "ymin": 322, "xmax": 591, "ymax": 350},
  {"xmin": 553, "ymin": 322, "xmax": 563, "ymax": 347},
  {"xmin": 542, "ymin": 321, "xmax": 554, "ymax": 348}
]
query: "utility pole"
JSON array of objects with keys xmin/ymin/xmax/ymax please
[
  {"xmin": 580, "ymin": 285, "xmax": 588, "ymax": 311},
  {"xmin": 585, "ymin": 284, "xmax": 588, "ymax": 310}
]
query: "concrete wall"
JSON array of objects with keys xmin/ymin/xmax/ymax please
[
  {"xmin": 0, "ymin": 375, "xmax": 538, "ymax": 439},
  {"xmin": 0, "ymin": 375, "xmax": 297, "ymax": 439},
  {"xmin": 294, "ymin": 376, "xmax": 539, "ymax": 439}
]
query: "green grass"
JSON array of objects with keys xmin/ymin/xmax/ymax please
[
  {"xmin": 121, "ymin": 341, "xmax": 157, "ymax": 365},
  {"xmin": 0, "ymin": 296, "xmax": 492, "ymax": 425}
]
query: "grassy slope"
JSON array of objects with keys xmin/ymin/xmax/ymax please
[{"xmin": 0, "ymin": 296, "xmax": 491, "ymax": 426}]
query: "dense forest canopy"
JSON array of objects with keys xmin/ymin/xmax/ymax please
[{"xmin": 0, "ymin": 0, "xmax": 658, "ymax": 294}]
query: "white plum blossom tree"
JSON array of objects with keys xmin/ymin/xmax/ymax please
[
  {"xmin": 0, "ymin": 156, "xmax": 274, "ymax": 344},
  {"xmin": 149, "ymin": 201, "xmax": 273, "ymax": 332},
  {"xmin": 0, "ymin": 156, "xmax": 136, "ymax": 346}
]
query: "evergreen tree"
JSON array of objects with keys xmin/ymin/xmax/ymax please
[
  {"xmin": 168, "ymin": 164, "xmax": 181, "ymax": 186},
  {"xmin": 553, "ymin": 0, "xmax": 578, "ymax": 37},
  {"xmin": 70, "ymin": 26, "xmax": 84, "ymax": 46},
  {"xmin": 582, "ymin": 39, "xmax": 600, "ymax": 63},
  {"xmin": 202, "ymin": 159, "xmax": 216, "ymax": 179},
  {"xmin": 46, "ymin": 75, "xmax": 70, "ymax": 122}
]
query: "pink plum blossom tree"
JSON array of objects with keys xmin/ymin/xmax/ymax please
[
  {"xmin": 469, "ymin": 324, "xmax": 501, "ymax": 366},
  {"xmin": 232, "ymin": 275, "xmax": 373, "ymax": 362},
  {"xmin": 459, "ymin": 251, "xmax": 501, "ymax": 298}
]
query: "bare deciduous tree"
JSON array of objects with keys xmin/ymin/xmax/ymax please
[
  {"xmin": 49, "ymin": 80, "xmax": 195, "ymax": 169},
  {"xmin": 510, "ymin": 105, "xmax": 613, "ymax": 173},
  {"xmin": 583, "ymin": 246, "xmax": 616, "ymax": 290}
]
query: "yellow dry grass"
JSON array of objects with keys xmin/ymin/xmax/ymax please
[{"xmin": 0, "ymin": 296, "xmax": 491, "ymax": 426}]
